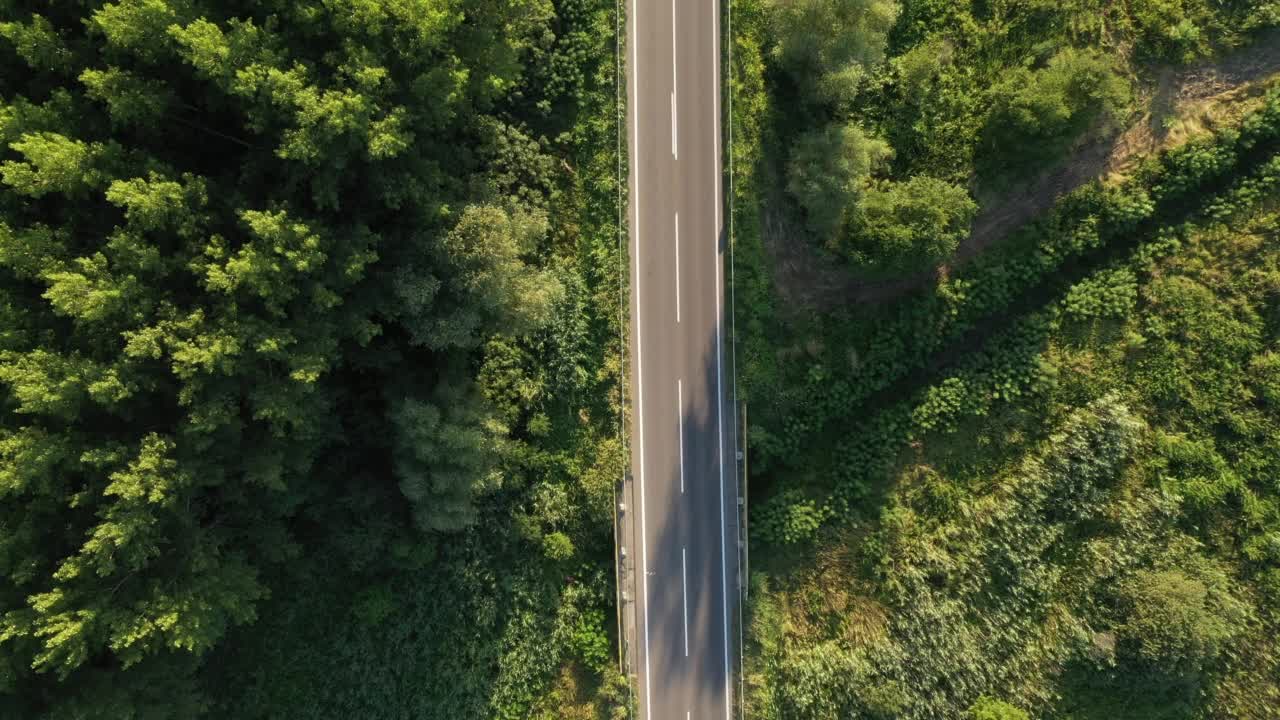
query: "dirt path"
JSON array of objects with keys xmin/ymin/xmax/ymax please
[{"xmin": 762, "ymin": 30, "xmax": 1280, "ymax": 312}]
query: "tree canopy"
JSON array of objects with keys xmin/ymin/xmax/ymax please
[
  {"xmin": 785, "ymin": 121, "xmax": 891, "ymax": 242},
  {"xmin": 0, "ymin": 1, "xmax": 620, "ymax": 716},
  {"xmin": 980, "ymin": 47, "xmax": 1132, "ymax": 176},
  {"xmin": 767, "ymin": 0, "xmax": 899, "ymax": 108},
  {"xmin": 844, "ymin": 174, "xmax": 977, "ymax": 271}
]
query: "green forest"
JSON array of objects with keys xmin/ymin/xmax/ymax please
[
  {"xmin": 6, "ymin": 0, "xmax": 1280, "ymax": 718},
  {"xmin": 731, "ymin": 0, "xmax": 1280, "ymax": 718},
  {"xmin": 0, "ymin": 1, "xmax": 628, "ymax": 718}
]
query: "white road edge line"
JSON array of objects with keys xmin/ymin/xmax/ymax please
[
  {"xmin": 675, "ymin": 213, "xmax": 681, "ymax": 323},
  {"xmin": 682, "ymin": 547, "xmax": 689, "ymax": 657},
  {"xmin": 713, "ymin": 2, "xmax": 732, "ymax": 719},
  {"xmin": 630, "ymin": 0, "xmax": 653, "ymax": 717},
  {"xmin": 678, "ymin": 379, "xmax": 685, "ymax": 493}
]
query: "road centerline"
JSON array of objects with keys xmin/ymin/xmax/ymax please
[
  {"xmin": 682, "ymin": 546, "xmax": 689, "ymax": 658},
  {"xmin": 678, "ymin": 379, "xmax": 684, "ymax": 493},
  {"xmin": 671, "ymin": 0, "xmax": 678, "ymax": 158},
  {"xmin": 671, "ymin": 93, "xmax": 678, "ymax": 159},
  {"xmin": 675, "ymin": 213, "xmax": 681, "ymax": 323}
]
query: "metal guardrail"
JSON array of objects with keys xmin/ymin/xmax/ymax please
[{"xmin": 724, "ymin": 0, "xmax": 749, "ymax": 716}]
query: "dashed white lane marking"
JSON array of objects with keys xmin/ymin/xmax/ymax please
[
  {"xmin": 678, "ymin": 379, "xmax": 685, "ymax": 493},
  {"xmin": 671, "ymin": 0, "xmax": 678, "ymax": 158},
  {"xmin": 682, "ymin": 547, "xmax": 689, "ymax": 657},
  {"xmin": 671, "ymin": 92, "xmax": 678, "ymax": 159}
]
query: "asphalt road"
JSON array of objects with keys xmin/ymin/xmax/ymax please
[{"xmin": 626, "ymin": 0, "xmax": 738, "ymax": 718}]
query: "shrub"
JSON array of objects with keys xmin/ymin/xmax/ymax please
[
  {"xmin": 543, "ymin": 531, "xmax": 576, "ymax": 561},
  {"xmin": 1130, "ymin": 0, "xmax": 1211, "ymax": 63},
  {"xmin": 1063, "ymin": 268, "xmax": 1139, "ymax": 321},
  {"xmin": 1041, "ymin": 394, "xmax": 1144, "ymax": 521},
  {"xmin": 767, "ymin": 0, "xmax": 899, "ymax": 108},
  {"xmin": 570, "ymin": 608, "xmax": 611, "ymax": 673},
  {"xmin": 969, "ymin": 696, "xmax": 1030, "ymax": 720},
  {"xmin": 1251, "ymin": 351, "xmax": 1280, "ymax": 409},
  {"xmin": 753, "ymin": 489, "xmax": 836, "ymax": 545},
  {"xmin": 786, "ymin": 122, "xmax": 892, "ymax": 242},
  {"xmin": 980, "ymin": 48, "xmax": 1131, "ymax": 177},
  {"xmin": 1115, "ymin": 559, "xmax": 1252, "ymax": 674},
  {"xmin": 842, "ymin": 175, "xmax": 977, "ymax": 271}
]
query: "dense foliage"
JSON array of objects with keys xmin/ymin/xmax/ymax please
[
  {"xmin": 0, "ymin": 1, "xmax": 626, "ymax": 717},
  {"xmin": 747, "ymin": 89, "xmax": 1280, "ymax": 515},
  {"xmin": 768, "ymin": 0, "xmax": 898, "ymax": 112},
  {"xmin": 785, "ymin": 121, "xmax": 891, "ymax": 242},
  {"xmin": 978, "ymin": 47, "xmax": 1131, "ymax": 177},
  {"xmin": 742, "ymin": 133, "xmax": 1280, "ymax": 720},
  {"xmin": 846, "ymin": 174, "xmax": 976, "ymax": 270},
  {"xmin": 732, "ymin": 0, "xmax": 1280, "ymax": 717},
  {"xmin": 760, "ymin": 0, "xmax": 1276, "ymax": 275},
  {"xmin": 767, "ymin": 0, "xmax": 977, "ymax": 273}
]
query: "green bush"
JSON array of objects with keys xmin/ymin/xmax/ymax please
[
  {"xmin": 753, "ymin": 489, "xmax": 836, "ymax": 545},
  {"xmin": 1063, "ymin": 268, "xmax": 1139, "ymax": 320},
  {"xmin": 969, "ymin": 697, "xmax": 1030, "ymax": 720},
  {"xmin": 767, "ymin": 0, "xmax": 899, "ymax": 109},
  {"xmin": 980, "ymin": 48, "xmax": 1131, "ymax": 178},
  {"xmin": 1253, "ymin": 352, "xmax": 1280, "ymax": 409},
  {"xmin": 842, "ymin": 175, "xmax": 977, "ymax": 271},
  {"xmin": 1116, "ymin": 561, "xmax": 1252, "ymax": 674},
  {"xmin": 786, "ymin": 121, "xmax": 892, "ymax": 242},
  {"xmin": 543, "ymin": 531, "xmax": 577, "ymax": 561},
  {"xmin": 1130, "ymin": 0, "xmax": 1213, "ymax": 63},
  {"xmin": 570, "ymin": 608, "xmax": 612, "ymax": 674}
]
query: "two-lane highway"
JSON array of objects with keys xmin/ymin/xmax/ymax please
[{"xmin": 626, "ymin": 0, "xmax": 738, "ymax": 718}]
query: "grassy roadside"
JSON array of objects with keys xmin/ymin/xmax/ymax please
[
  {"xmin": 740, "ymin": 175, "xmax": 1280, "ymax": 718},
  {"xmin": 725, "ymin": 0, "xmax": 790, "ymax": 713}
]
